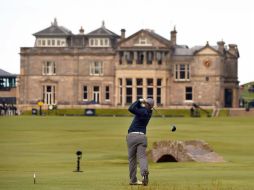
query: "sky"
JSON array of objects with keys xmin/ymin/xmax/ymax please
[{"xmin": 0, "ymin": 0, "xmax": 253, "ymax": 84}]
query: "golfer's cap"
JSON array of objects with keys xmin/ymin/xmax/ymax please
[{"xmin": 146, "ymin": 98, "xmax": 154, "ymax": 108}]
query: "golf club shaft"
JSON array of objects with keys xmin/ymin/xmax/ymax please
[
  {"xmin": 153, "ymin": 107, "xmax": 164, "ymax": 117},
  {"xmin": 153, "ymin": 107, "xmax": 176, "ymax": 131}
]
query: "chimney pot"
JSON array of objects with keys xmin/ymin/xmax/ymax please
[{"xmin": 121, "ymin": 29, "xmax": 126, "ymax": 39}]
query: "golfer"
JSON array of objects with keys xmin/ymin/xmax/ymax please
[{"xmin": 126, "ymin": 98, "xmax": 154, "ymax": 186}]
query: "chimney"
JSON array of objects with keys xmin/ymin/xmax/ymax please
[
  {"xmin": 170, "ymin": 26, "xmax": 177, "ymax": 46},
  {"xmin": 217, "ymin": 41, "xmax": 225, "ymax": 54},
  {"xmin": 121, "ymin": 29, "xmax": 126, "ymax": 40},
  {"xmin": 228, "ymin": 44, "xmax": 239, "ymax": 57},
  {"xmin": 51, "ymin": 18, "xmax": 58, "ymax": 26},
  {"xmin": 79, "ymin": 26, "xmax": 84, "ymax": 34}
]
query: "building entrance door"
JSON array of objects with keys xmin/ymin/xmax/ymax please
[
  {"xmin": 43, "ymin": 85, "xmax": 55, "ymax": 105},
  {"xmin": 93, "ymin": 86, "xmax": 100, "ymax": 103},
  {"xmin": 224, "ymin": 88, "xmax": 233, "ymax": 108}
]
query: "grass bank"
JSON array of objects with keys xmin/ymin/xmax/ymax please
[{"xmin": 0, "ymin": 116, "xmax": 253, "ymax": 190}]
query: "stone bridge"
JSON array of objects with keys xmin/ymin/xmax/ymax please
[{"xmin": 147, "ymin": 140, "xmax": 225, "ymax": 163}]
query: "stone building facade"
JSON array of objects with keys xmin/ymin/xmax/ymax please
[{"xmin": 18, "ymin": 19, "xmax": 239, "ymax": 110}]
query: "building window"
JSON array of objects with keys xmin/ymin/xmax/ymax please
[
  {"xmin": 136, "ymin": 78, "xmax": 143, "ymax": 100},
  {"xmin": 147, "ymin": 51, "xmax": 153, "ymax": 64},
  {"xmin": 90, "ymin": 39, "xmax": 94, "ymax": 46},
  {"xmin": 90, "ymin": 61, "xmax": 103, "ymax": 76},
  {"xmin": 157, "ymin": 79, "xmax": 162, "ymax": 104},
  {"xmin": 61, "ymin": 40, "xmax": 65, "ymax": 46},
  {"xmin": 125, "ymin": 52, "xmax": 133, "ymax": 64},
  {"xmin": 36, "ymin": 38, "xmax": 66, "ymax": 47},
  {"xmin": 147, "ymin": 78, "xmax": 153, "ymax": 86},
  {"xmin": 37, "ymin": 40, "xmax": 41, "ymax": 46},
  {"xmin": 89, "ymin": 38, "xmax": 110, "ymax": 47},
  {"xmin": 147, "ymin": 78, "xmax": 153, "ymax": 99},
  {"xmin": 137, "ymin": 52, "xmax": 144, "ymax": 64},
  {"xmin": 93, "ymin": 86, "xmax": 100, "ymax": 103},
  {"xmin": 43, "ymin": 61, "xmax": 56, "ymax": 75},
  {"xmin": 119, "ymin": 52, "xmax": 123, "ymax": 65},
  {"xmin": 126, "ymin": 78, "xmax": 132, "ymax": 104},
  {"xmin": 104, "ymin": 39, "xmax": 109, "ymax": 46},
  {"xmin": 139, "ymin": 38, "xmax": 147, "ymax": 44},
  {"xmin": 175, "ymin": 64, "xmax": 190, "ymax": 81},
  {"xmin": 187, "ymin": 64, "xmax": 190, "ymax": 79},
  {"xmin": 0, "ymin": 77, "xmax": 16, "ymax": 88},
  {"xmin": 105, "ymin": 86, "xmax": 110, "ymax": 101},
  {"xmin": 157, "ymin": 52, "xmax": 162, "ymax": 65},
  {"xmin": 134, "ymin": 37, "xmax": 152, "ymax": 46},
  {"xmin": 185, "ymin": 87, "xmax": 193, "ymax": 101},
  {"xmin": 83, "ymin": 86, "xmax": 88, "ymax": 100}
]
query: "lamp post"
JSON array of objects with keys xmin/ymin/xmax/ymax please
[{"xmin": 74, "ymin": 150, "xmax": 83, "ymax": 172}]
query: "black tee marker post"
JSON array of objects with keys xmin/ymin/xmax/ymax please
[{"xmin": 74, "ymin": 150, "xmax": 83, "ymax": 172}]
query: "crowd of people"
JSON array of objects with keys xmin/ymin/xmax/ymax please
[{"xmin": 0, "ymin": 102, "xmax": 18, "ymax": 116}]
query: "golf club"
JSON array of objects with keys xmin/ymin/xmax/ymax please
[{"xmin": 153, "ymin": 107, "xmax": 176, "ymax": 132}]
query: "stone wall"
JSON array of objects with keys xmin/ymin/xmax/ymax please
[{"xmin": 148, "ymin": 140, "xmax": 225, "ymax": 163}]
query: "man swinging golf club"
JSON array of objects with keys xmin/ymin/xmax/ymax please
[{"xmin": 126, "ymin": 98, "xmax": 154, "ymax": 186}]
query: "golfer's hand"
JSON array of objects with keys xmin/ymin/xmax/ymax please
[{"xmin": 139, "ymin": 98, "xmax": 146, "ymax": 103}]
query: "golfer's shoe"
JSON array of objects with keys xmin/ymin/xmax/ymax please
[
  {"xmin": 129, "ymin": 180, "xmax": 143, "ymax": 185},
  {"xmin": 142, "ymin": 171, "xmax": 149, "ymax": 186}
]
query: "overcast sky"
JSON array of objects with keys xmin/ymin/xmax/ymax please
[{"xmin": 0, "ymin": 0, "xmax": 253, "ymax": 84}]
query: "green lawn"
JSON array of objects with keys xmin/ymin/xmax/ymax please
[{"xmin": 0, "ymin": 116, "xmax": 254, "ymax": 190}]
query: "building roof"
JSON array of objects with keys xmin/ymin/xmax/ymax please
[
  {"xmin": 118, "ymin": 29, "xmax": 171, "ymax": 47},
  {"xmin": 86, "ymin": 21, "xmax": 120, "ymax": 37},
  {"xmin": 146, "ymin": 29, "xmax": 171, "ymax": 45},
  {"xmin": 33, "ymin": 19, "xmax": 72, "ymax": 37},
  {"xmin": 174, "ymin": 45, "xmax": 220, "ymax": 56},
  {"xmin": 0, "ymin": 69, "xmax": 17, "ymax": 77}
]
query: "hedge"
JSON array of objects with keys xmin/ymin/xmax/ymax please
[{"xmin": 22, "ymin": 108, "xmax": 219, "ymax": 117}]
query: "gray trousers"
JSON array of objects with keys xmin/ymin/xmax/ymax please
[{"xmin": 126, "ymin": 133, "xmax": 148, "ymax": 183}]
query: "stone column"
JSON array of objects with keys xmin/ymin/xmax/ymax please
[
  {"xmin": 153, "ymin": 77, "xmax": 157, "ymax": 107},
  {"xmin": 162, "ymin": 77, "xmax": 167, "ymax": 106},
  {"xmin": 16, "ymin": 77, "xmax": 20, "ymax": 105},
  {"xmin": 162, "ymin": 52, "xmax": 166, "ymax": 65},
  {"xmin": 134, "ymin": 51, "xmax": 137, "ymax": 65},
  {"xmin": 152, "ymin": 51, "xmax": 157, "ymax": 65},
  {"xmin": 122, "ymin": 77, "xmax": 126, "ymax": 107},
  {"xmin": 143, "ymin": 51, "xmax": 147, "ymax": 65},
  {"xmin": 116, "ymin": 53, "xmax": 120, "ymax": 65},
  {"xmin": 233, "ymin": 87, "xmax": 239, "ymax": 108},
  {"xmin": 143, "ymin": 77, "xmax": 147, "ymax": 99},
  {"xmin": 130, "ymin": 51, "xmax": 134, "ymax": 65},
  {"xmin": 220, "ymin": 86, "xmax": 224, "ymax": 108},
  {"xmin": 123, "ymin": 52, "xmax": 127, "ymax": 65},
  {"xmin": 115, "ymin": 77, "xmax": 119, "ymax": 106}
]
